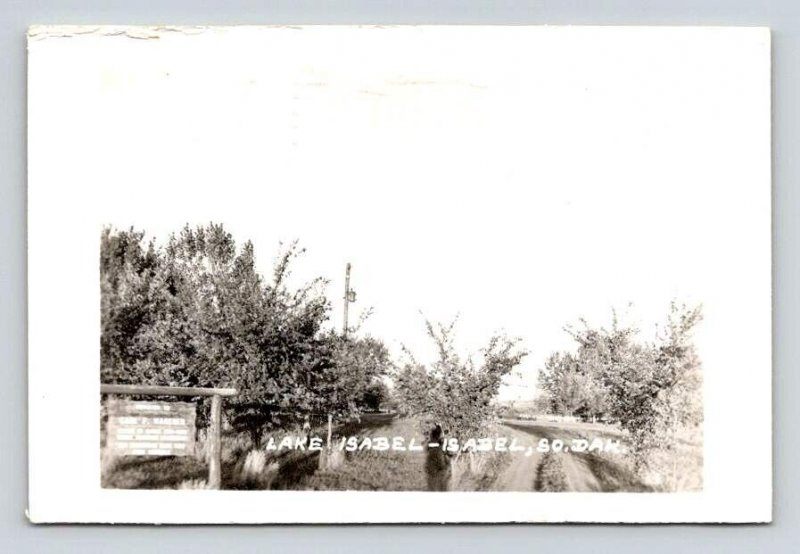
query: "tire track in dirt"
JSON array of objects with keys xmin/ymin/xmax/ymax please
[
  {"xmin": 490, "ymin": 423, "xmax": 541, "ymax": 491},
  {"xmin": 493, "ymin": 421, "xmax": 631, "ymax": 492}
]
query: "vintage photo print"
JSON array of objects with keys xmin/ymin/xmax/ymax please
[{"xmin": 27, "ymin": 26, "xmax": 771, "ymax": 523}]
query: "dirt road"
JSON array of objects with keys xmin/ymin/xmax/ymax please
[
  {"xmin": 490, "ymin": 420, "xmax": 644, "ymax": 492},
  {"xmin": 490, "ymin": 424, "xmax": 541, "ymax": 491}
]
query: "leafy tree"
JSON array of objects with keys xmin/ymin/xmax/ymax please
[
  {"xmin": 539, "ymin": 338, "xmax": 613, "ymax": 421},
  {"xmin": 100, "ymin": 227, "xmax": 163, "ymax": 383},
  {"xmin": 395, "ymin": 319, "xmax": 527, "ymax": 440},
  {"xmin": 101, "ymin": 224, "xmax": 392, "ymax": 446},
  {"xmin": 308, "ymin": 332, "xmax": 392, "ymax": 418},
  {"xmin": 606, "ymin": 303, "xmax": 703, "ymax": 486},
  {"xmin": 540, "ymin": 353, "xmax": 592, "ymax": 417},
  {"xmin": 539, "ymin": 303, "xmax": 703, "ymax": 487},
  {"xmin": 393, "ymin": 358, "xmax": 437, "ymax": 417}
]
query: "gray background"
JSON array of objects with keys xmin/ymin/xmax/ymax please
[{"xmin": 1, "ymin": 1, "xmax": 796, "ymax": 551}]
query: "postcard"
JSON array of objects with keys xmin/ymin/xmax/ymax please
[{"xmin": 27, "ymin": 25, "xmax": 771, "ymax": 523}]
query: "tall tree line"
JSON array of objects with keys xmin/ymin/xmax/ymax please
[{"xmin": 100, "ymin": 224, "xmax": 391, "ymax": 444}]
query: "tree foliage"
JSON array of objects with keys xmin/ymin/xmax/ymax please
[
  {"xmin": 358, "ymin": 379, "xmax": 390, "ymax": 412},
  {"xmin": 394, "ymin": 319, "xmax": 527, "ymax": 440},
  {"xmin": 539, "ymin": 351, "xmax": 612, "ymax": 420},
  {"xmin": 538, "ymin": 303, "xmax": 703, "ymax": 481},
  {"xmin": 100, "ymin": 224, "xmax": 392, "ymax": 443}
]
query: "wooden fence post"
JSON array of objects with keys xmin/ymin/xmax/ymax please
[{"xmin": 208, "ymin": 394, "xmax": 222, "ymax": 489}]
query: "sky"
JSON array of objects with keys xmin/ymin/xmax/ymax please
[{"xmin": 29, "ymin": 26, "xmax": 770, "ymax": 400}]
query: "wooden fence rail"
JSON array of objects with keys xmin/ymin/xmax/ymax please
[{"xmin": 100, "ymin": 383, "xmax": 237, "ymax": 397}]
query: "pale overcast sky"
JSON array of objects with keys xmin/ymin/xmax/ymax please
[{"xmin": 30, "ymin": 26, "xmax": 770, "ymax": 401}]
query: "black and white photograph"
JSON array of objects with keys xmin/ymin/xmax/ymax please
[
  {"xmin": 26, "ymin": 25, "xmax": 771, "ymax": 523},
  {"xmin": 98, "ymin": 225, "xmax": 704, "ymax": 494}
]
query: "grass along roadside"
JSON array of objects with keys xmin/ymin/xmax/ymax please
[{"xmin": 102, "ymin": 415, "xmax": 513, "ymax": 491}]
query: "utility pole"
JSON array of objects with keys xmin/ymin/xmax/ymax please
[{"xmin": 342, "ymin": 262, "xmax": 356, "ymax": 337}]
